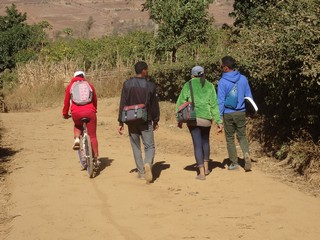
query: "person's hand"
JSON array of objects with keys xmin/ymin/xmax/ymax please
[
  {"xmin": 118, "ymin": 125, "xmax": 124, "ymax": 135},
  {"xmin": 177, "ymin": 122, "xmax": 183, "ymax": 128},
  {"xmin": 63, "ymin": 114, "xmax": 69, "ymax": 119},
  {"xmin": 217, "ymin": 123, "xmax": 223, "ymax": 133},
  {"xmin": 153, "ymin": 123, "xmax": 159, "ymax": 131}
]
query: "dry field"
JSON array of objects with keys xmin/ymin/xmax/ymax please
[{"xmin": 0, "ymin": 0, "xmax": 234, "ymax": 38}]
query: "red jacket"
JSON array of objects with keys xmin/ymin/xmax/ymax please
[{"xmin": 62, "ymin": 76, "xmax": 97, "ymax": 116}]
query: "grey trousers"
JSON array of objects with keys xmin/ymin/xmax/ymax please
[{"xmin": 128, "ymin": 123, "xmax": 155, "ymax": 174}]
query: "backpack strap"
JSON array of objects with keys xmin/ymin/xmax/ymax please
[{"xmin": 189, "ymin": 80, "xmax": 195, "ymax": 109}]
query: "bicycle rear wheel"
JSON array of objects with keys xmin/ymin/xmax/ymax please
[{"xmin": 83, "ymin": 133, "xmax": 94, "ymax": 178}]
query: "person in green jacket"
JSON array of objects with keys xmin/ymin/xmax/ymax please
[{"xmin": 176, "ymin": 66, "xmax": 223, "ymax": 180}]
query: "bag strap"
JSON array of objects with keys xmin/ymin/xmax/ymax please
[
  {"xmin": 226, "ymin": 76, "xmax": 240, "ymax": 98},
  {"xmin": 189, "ymin": 80, "xmax": 195, "ymax": 108},
  {"xmin": 145, "ymin": 85, "xmax": 149, "ymax": 106}
]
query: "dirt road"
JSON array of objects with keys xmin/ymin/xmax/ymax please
[{"xmin": 1, "ymin": 98, "xmax": 320, "ymax": 240}]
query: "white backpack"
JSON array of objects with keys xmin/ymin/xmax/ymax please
[{"xmin": 70, "ymin": 81, "xmax": 93, "ymax": 105}]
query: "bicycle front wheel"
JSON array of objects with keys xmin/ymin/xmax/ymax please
[
  {"xmin": 83, "ymin": 133, "xmax": 94, "ymax": 178},
  {"xmin": 78, "ymin": 137, "xmax": 87, "ymax": 170}
]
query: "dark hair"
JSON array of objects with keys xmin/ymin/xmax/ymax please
[
  {"xmin": 200, "ymin": 75, "xmax": 205, "ymax": 88},
  {"xmin": 76, "ymin": 74, "xmax": 84, "ymax": 78},
  {"xmin": 134, "ymin": 61, "xmax": 148, "ymax": 74},
  {"xmin": 221, "ymin": 56, "xmax": 236, "ymax": 69}
]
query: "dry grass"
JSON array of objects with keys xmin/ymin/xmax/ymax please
[
  {"xmin": 4, "ymin": 82, "xmax": 65, "ymax": 111},
  {"xmin": 87, "ymin": 67, "xmax": 132, "ymax": 98},
  {"xmin": 247, "ymin": 117, "xmax": 320, "ymax": 196},
  {"xmin": 288, "ymin": 139, "xmax": 320, "ymax": 188},
  {"xmin": 3, "ymin": 59, "xmax": 134, "ymax": 111},
  {"xmin": 159, "ymin": 101, "xmax": 176, "ymax": 124},
  {"xmin": 16, "ymin": 59, "xmax": 78, "ymax": 87}
]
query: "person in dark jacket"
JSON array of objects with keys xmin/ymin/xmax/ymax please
[
  {"xmin": 118, "ymin": 61, "xmax": 160, "ymax": 183},
  {"xmin": 217, "ymin": 56, "xmax": 253, "ymax": 171}
]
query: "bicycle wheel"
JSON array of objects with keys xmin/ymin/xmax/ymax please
[
  {"xmin": 78, "ymin": 136, "xmax": 87, "ymax": 170},
  {"xmin": 83, "ymin": 133, "xmax": 94, "ymax": 178}
]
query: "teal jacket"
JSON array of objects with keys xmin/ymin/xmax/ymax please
[{"xmin": 176, "ymin": 78, "xmax": 222, "ymax": 125}]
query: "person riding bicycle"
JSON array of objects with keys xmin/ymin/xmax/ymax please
[{"xmin": 62, "ymin": 71, "xmax": 100, "ymax": 165}]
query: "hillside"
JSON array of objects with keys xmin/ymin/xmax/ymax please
[{"xmin": 0, "ymin": 0, "xmax": 234, "ymax": 38}]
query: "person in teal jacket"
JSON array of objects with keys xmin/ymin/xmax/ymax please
[{"xmin": 176, "ymin": 66, "xmax": 223, "ymax": 180}]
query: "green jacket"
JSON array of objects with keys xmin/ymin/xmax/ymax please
[{"xmin": 176, "ymin": 78, "xmax": 222, "ymax": 125}]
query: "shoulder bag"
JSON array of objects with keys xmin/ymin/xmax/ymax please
[
  {"xmin": 177, "ymin": 81, "xmax": 197, "ymax": 125},
  {"xmin": 121, "ymin": 91, "xmax": 148, "ymax": 125}
]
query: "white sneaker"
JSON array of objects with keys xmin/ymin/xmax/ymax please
[
  {"xmin": 94, "ymin": 158, "xmax": 101, "ymax": 166},
  {"xmin": 72, "ymin": 137, "xmax": 80, "ymax": 150}
]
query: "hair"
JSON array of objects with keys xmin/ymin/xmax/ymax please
[
  {"xmin": 200, "ymin": 75, "xmax": 205, "ymax": 88},
  {"xmin": 221, "ymin": 56, "xmax": 236, "ymax": 69},
  {"xmin": 76, "ymin": 74, "xmax": 84, "ymax": 78},
  {"xmin": 134, "ymin": 61, "xmax": 148, "ymax": 74},
  {"xmin": 194, "ymin": 72, "xmax": 204, "ymax": 77}
]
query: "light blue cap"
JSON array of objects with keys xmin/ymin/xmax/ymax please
[{"xmin": 191, "ymin": 66, "xmax": 204, "ymax": 76}]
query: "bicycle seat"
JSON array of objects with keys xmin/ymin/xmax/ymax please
[{"xmin": 81, "ymin": 117, "xmax": 90, "ymax": 123}]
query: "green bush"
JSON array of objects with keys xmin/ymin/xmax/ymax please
[
  {"xmin": 149, "ymin": 60, "xmax": 221, "ymax": 102},
  {"xmin": 0, "ymin": 69, "xmax": 18, "ymax": 90},
  {"xmin": 230, "ymin": 0, "xmax": 320, "ymax": 142},
  {"xmin": 41, "ymin": 31, "xmax": 156, "ymax": 69}
]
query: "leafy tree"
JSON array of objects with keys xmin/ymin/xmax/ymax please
[
  {"xmin": 143, "ymin": 0, "xmax": 214, "ymax": 62},
  {"xmin": 230, "ymin": 0, "xmax": 279, "ymax": 27},
  {"xmin": 230, "ymin": 0, "xmax": 320, "ymax": 141},
  {"xmin": 0, "ymin": 4, "xmax": 49, "ymax": 72}
]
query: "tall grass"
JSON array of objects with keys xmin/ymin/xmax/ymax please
[{"xmin": 3, "ymin": 58, "xmax": 134, "ymax": 111}]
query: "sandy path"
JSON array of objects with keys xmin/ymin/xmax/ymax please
[{"xmin": 1, "ymin": 98, "xmax": 320, "ymax": 240}]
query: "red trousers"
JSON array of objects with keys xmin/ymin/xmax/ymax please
[{"xmin": 72, "ymin": 110, "xmax": 98, "ymax": 157}]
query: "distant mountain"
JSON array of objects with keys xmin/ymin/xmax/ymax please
[{"xmin": 0, "ymin": 0, "xmax": 234, "ymax": 38}]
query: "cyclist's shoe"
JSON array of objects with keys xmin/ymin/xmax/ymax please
[
  {"xmin": 73, "ymin": 137, "xmax": 80, "ymax": 150},
  {"xmin": 96, "ymin": 159, "xmax": 101, "ymax": 166},
  {"xmin": 93, "ymin": 158, "xmax": 100, "ymax": 170},
  {"xmin": 244, "ymin": 152, "xmax": 252, "ymax": 172},
  {"xmin": 228, "ymin": 163, "xmax": 240, "ymax": 170},
  {"xmin": 144, "ymin": 163, "xmax": 153, "ymax": 184}
]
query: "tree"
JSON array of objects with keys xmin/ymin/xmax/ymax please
[
  {"xmin": 230, "ymin": 0, "xmax": 280, "ymax": 27},
  {"xmin": 143, "ymin": 0, "xmax": 214, "ymax": 62},
  {"xmin": 230, "ymin": 0, "xmax": 320, "ymax": 141},
  {"xmin": 0, "ymin": 4, "xmax": 49, "ymax": 72}
]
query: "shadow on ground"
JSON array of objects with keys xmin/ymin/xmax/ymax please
[
  {"xmin": 184, "ymin": 159, "xmax": 225, "ymax": 174},
  {"xmin": 222, "ymin": 157, "xmax": 257, "ymax": 171},
  {"xmin": 129, "ymin": 161, "xmax": 170, "ymax": 183},
  {"xmin": 94, "ymin": 157, "xmax": 114, "ymax": 177},
  {"xmin": 152, "ymin": 161, "xmax": 170, "ymax": 182},
  {"xmin": 0, "ymin": 146, "xmax": 18, "ymax": 176}
]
